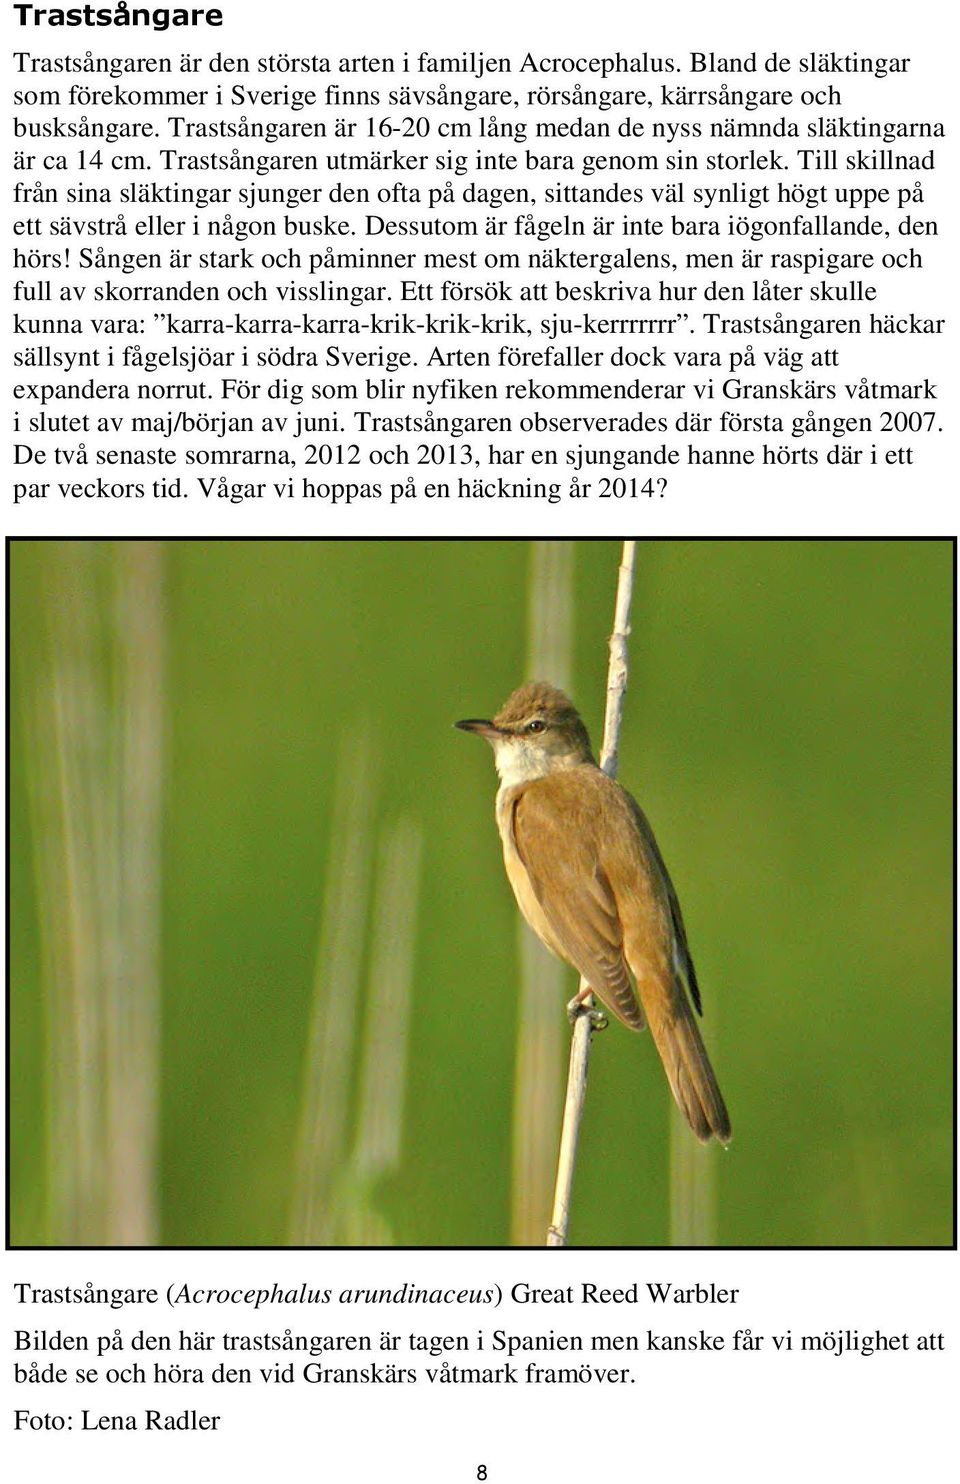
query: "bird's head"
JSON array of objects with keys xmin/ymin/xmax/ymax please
[{"xmin": 456, "ymin": 682, "xmax": 595, "ymax": 786}]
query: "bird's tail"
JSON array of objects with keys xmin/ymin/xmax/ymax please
[{"xmin": 641, "ymin": 981, "xmax": 732, "ymax": 1145}]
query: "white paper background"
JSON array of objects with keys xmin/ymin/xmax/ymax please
[{"xmin": 3, "ymin": 3, "xmax": 956, "ymax": 1479}]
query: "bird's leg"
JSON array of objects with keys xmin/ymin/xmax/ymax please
[{"xmin": 566, "ymin": 986, "xmax": 608, "ymax": 1032}]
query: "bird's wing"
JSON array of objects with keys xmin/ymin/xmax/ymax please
[
  {"xmin": 611, "ymin": 788, "xmax": 729, "ymax": 1142},
  {"xmin": 510, "ymin": 776, "xmax": 645, "ymax": 1030},
  {"xmin": 623, "ymin": 794, "xmax": 703, "ymax": 1014}
]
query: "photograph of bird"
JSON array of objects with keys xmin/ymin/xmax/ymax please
[{"xmin": 457, "ymin": 682, "xmax": 731, "ymax": 1145}]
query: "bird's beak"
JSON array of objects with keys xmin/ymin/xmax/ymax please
[{"xmin": 455, "ymin": 717, "xmax": 500, "ymax": 740}]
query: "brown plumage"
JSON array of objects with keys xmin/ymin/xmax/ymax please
[{"xmin": 457, "ymin": 682, "xmax": 731, "ymax": 1145}]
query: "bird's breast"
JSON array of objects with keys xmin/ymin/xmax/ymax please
[{"xmin": 495, "ymin": 785, "xmax": 568, "ymax": 962}]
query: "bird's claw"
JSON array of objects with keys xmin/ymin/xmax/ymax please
[
  {"xmin": 566, "ymin": 995, "xmax": 608, "ymax": 1032},
  {"xmin": 566, "ymin": 993, "xmax": 585, "ymax": 1025}
]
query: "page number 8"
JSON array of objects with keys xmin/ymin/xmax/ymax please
[{"xmin": 477, "ymin": 1469, "xmax": 487, "ymax": 1481}]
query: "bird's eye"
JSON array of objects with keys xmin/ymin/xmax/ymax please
[{"xmin": 526, "ymin": 719, "xmax": 547, "ymax": 734}]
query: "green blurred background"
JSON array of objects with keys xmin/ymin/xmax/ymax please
[{"xmin": 8, "ymin": 539, "xmax": 955, "ymax": 1247}]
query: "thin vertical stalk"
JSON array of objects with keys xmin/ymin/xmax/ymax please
[
  {"xmin": 511, "ymin": 540, "xmax": 574, "ymax": 1245},
  {"xmin": 669, "ymin": 1105, "xmax": 717, "ymax": 1246},
  {"xmin": 343, "ymin": 816, "xmax": 422, "ymax": 1246},
  {"xmin": 109, "ymin": 541, "xmax": 164, "ymax": 1245},
  {"xmin": 547, "ymin": 541, "xmax": 637, "ymax": 1248},
  {"xmin": 290, "ymin": 727, "xmax": 376, "ymax": 1244}
]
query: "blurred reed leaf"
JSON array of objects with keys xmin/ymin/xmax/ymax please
[
  {"xmin": 22, "ymin": 541, "xmax": 164, "ymax": 1246},
  {"xmin": 341, "ymin": 816, "xmax": 423, "ymax": 1245},
  {"xmin": 290, "ymin": 729, "xmax": 421, "ymax": 1246},
  {"xmin": 670, "ymin": 1106, "xmax": 717, "ymax": 1246},
  {"xmin": 290, "ymin": 726, "xmax": 377, "ymax": 1244}
]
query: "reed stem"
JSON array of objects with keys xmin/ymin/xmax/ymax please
[
  {"xmin": 546, "ymin": 540, "xmax": 637, "ymax": 1248},
  {"xmin": 511, "ymin": 540, "xmax": 574, "ymax": 1245}
]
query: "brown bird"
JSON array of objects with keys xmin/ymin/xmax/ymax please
[{"xmin": 457, "ymin": 682, "xmax": 731, "ymax": 1144}]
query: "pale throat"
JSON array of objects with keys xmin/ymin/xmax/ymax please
[{"xmin": 492, "ymin": 737, "xmax": 581, "ymax": 790}]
